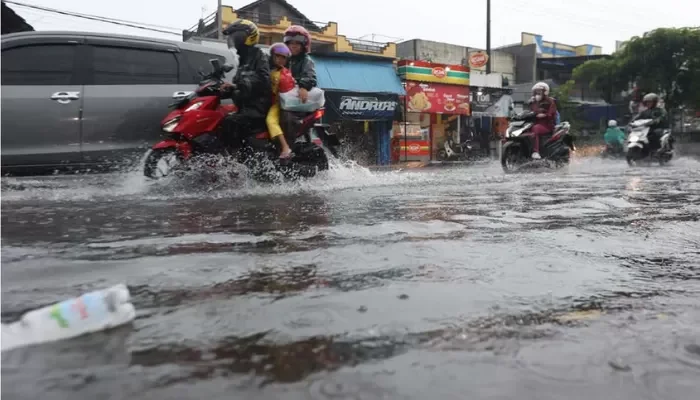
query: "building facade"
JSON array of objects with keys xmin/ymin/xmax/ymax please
[
  {"xmin": 183, "ymin": 0, "xmax": 397, "ymax": 59},
  {"xmin": 2, "ymin": 2, "xmax": 34, "ymax": 35},
  {"xmin": 396, "ymin": 39, "xmax": 516, "ymax": 85}
]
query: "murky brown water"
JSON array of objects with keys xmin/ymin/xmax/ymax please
[{"xmin": 2, "ymin": 158, "xmax": 700, "ymax": 399}]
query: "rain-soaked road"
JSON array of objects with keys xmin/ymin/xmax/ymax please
[{"xmin": 2, "ymin": 157, "xmax": 700, "ymax": 400}]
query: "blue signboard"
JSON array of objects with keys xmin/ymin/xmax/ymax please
[{"xmin": 325, "ymin": 91, "xmax": 399, "ymax": 120}]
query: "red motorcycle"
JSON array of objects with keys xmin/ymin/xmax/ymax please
[{"xmin": 144, "ymin": 59, "xmax": 339, "ymax": 181}]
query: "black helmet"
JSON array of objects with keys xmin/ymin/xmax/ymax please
[{"xmin": 222, "ymin": 19, "xmax": 259, "ymax": 50}]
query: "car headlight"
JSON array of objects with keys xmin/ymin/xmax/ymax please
[
  {"xmin": 184, "ymin": 101, "xmax": 204, "ymax": 112},
  {"xmin": 162, "ymin": 117, "xmax": 181, "ymax": 132}
]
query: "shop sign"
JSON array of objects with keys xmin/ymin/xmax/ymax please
[
  {"xmin": 326, "ymin": 91, "xmax": 399, "ymax": 120},
  {"xmin": 404, "ymin": 81, "xmax": 470, "ymax": 115},
  {"xmin": 469, "ymin": 51, "xmax": 489, "ymax": 69},
  {"xmin": 432, "ymin": 67, "xmax": 446, "ymax": 78},
  {"xmin": 470, "ymin": 89, "xmax": 513, "ymax": 117},
  {"xmin": 397, "ymin": 60, "xmax": 470, "ymax": 86}
]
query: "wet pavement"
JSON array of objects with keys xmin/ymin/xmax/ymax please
[{"xmin": 2, "ymin": 157, "xmax": 700, "ymax": 400}]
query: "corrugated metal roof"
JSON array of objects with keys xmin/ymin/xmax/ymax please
[{"xmin": 311, "ymin": 55, "xmax": 405, "ymax": 95}]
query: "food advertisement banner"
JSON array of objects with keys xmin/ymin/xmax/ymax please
[
  {"xmin": 397, "ymin": 60, "xmax": 470, "ymax": 86},
  {"xmin": 404, "ymin": 81, "xmax": 470, "ymax": 115}
]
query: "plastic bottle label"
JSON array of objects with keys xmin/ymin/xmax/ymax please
[{"xmin": 48, "ymin": 292, "xmax": 108, "ymax": 329}]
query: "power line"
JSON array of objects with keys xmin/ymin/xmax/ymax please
[{"xmin": 5, "ymin": 1, "xmax": 182, "ymax": 36}]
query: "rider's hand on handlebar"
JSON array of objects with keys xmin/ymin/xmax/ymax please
[
  {"xmin": 537, "ymin": 113, "xmax": 546, "ymax": 118},
  {"xmin": 220, "ymin": 82, "xmax": 236, "ymax": 92}
]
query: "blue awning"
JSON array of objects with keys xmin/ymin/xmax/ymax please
[{"xmin": 310, "ymin": 55, "xmax": 405, "ymax": 95}]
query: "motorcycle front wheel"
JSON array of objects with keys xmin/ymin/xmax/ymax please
[
  {"xmin": 626, "ymin": 147, "xmax": 642, "ymax": 167},
  {"xmin": 143, "ymin": 148, "xmax": 183, "ymax": 179},
  {"xmin": 501, "ymin": 142, "xmax": 524, "ymax": 173}
]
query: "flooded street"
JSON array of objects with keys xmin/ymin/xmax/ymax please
[{"xmin": 2, "ymin": 158, "xmax": 700, "ymax": 400}]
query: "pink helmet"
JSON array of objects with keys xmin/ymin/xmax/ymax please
[
  {"xmin": 283, "ymin": 25, "xmax": 311, "ymax": 53},
  {"xmin": 269, "ymin": 42, "xmax": 291, "ymax": 58}
]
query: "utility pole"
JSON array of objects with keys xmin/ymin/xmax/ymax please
[
  {"xmin": 486, "ymin": 0, "xmax": 491, "ymax": 74},
  {"xmin": 217, "ymin": 0, "xmax": 223, "ymax": 40}
]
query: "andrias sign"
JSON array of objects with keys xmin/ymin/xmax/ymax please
[{"xmin": 332, "ymin": 93, "xmax": 399, "ymax": 119}]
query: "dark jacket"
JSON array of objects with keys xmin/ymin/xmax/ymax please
[
  {"xmin": 225, "ymin": 46, "xmax": 272, "ymax": 120},
  {"xmin": 288, "ymin": 53, "xmax": 317, "ymax": 91},
  {"xmin": 636, "ymin": 106, "xmax": 668, "ymax": 129},
  {"xmin": 528, "ymin": 96, "xmax": 557, "ymax": 130}
]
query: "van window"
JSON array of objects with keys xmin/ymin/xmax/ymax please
[
  {"xmin": 1, "ymin": 44, "xmax": 77, "ymax": 86},
  {"xmin": 92, "ymin": 45, "xmax": 179, "ymax": 85},
  {"xmin": 182, "ymin": 50, "xmax": 227, "ymax": 84}
]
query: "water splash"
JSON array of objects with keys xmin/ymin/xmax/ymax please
[
  {"xmin": 4, "ymin": 151, "xmax": 699, "ymax": 203},
  {"xmin": 0, "ymin": 151, "xmax": 422, "ymax": 202}
]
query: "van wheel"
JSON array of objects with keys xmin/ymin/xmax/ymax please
[{"xmin": 144, "ymin": 148, "xmax": 183, "ymax": 179}]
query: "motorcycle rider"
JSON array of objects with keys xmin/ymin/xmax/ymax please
[
  {"xmin": 266, "ymin": 42, "xmax": 294, "ymax": 159},
  {"xmin": 528, "ymin": 82, "xmax": 558, "ymax": 159},
  {"xmin": 632, "ymin": 92, "xmax": 669, "ymax": 152},
  {"xmin": 219, "ymin": 19, "xmax": 272, "ymax": 148},
  {"xmin": 283, "ymin": 25, "xmax": 317, "ymax": 103},
  {"xmin": 603, "ymin": 119, "xmax": 625, "ymax": 153}
]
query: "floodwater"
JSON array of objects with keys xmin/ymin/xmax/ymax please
[{"xmin": 2, "ymin": 157, "xmax": 700, "ymax": 400}]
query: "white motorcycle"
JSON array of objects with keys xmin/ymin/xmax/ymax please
[{"xmin": 626, "ymin": 119, "xmax": 674, "ymax": 166}]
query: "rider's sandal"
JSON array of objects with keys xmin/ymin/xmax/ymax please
[{"xmin": 279, "ymin": 150, "xmax": 293, "ymax": 160}]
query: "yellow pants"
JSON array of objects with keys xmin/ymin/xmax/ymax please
[{"xmin": 266, "ymin": 103, "xmax": 284, "ymax": 139}]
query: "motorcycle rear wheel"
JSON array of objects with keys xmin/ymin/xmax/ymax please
[{"xmin": 144, "ymin": 148, "xmax": 183, "ymax": 179}]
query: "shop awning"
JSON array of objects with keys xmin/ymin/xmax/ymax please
[{"xmin": 311, "ymin": 55, "xmax": 406, "ymax": 95}]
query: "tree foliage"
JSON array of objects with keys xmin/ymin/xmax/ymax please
[
  {"xmin": 572, "ymin": 27, "xmax": 700, "ymax": 109},
  {"xmin": 550, "ymin": 79, "xmax": 576, "ymax": 104}
]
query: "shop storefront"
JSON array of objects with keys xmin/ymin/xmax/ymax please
[
  {"xmin": 396, "ymin": 60, "xmax": 470, "ymax": 162},
  {"xmin": 311, "ymin": 54, "xmax": 405, "ymax": 166}
]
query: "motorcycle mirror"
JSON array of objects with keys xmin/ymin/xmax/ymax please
[
  {"xmin": 209, "ymin": 58, "xmax": 222, "ymax": 72},
  {"xmin": 222, "ymin": 64, "xmax": 234, "ymax": 73}
]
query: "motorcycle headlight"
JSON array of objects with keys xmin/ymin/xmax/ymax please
[
  {"xmin": 162, "ymin": 117, "xmax": 181, "ymax": 132},
  {"xmin": 184, "ymin": 101, "xmax": 204, "ymax": 112}
]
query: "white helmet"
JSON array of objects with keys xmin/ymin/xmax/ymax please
[
  {"xmin": 642, "ymin": 93, "xmax": 659, "ymax": 105},
  {"xmin": 532, "ymin": 82, "xmax": 550, "ymax": 96},
  {"xmin": 608, "ymin": 120, "xmax": 618, "ymax": 127}
]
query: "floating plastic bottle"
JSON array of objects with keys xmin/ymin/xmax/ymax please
[{"xmin": 1, "ymin": 284, "xmax": 136, "ymax": 352}]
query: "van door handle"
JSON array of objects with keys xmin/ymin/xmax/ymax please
[
  {"xmin": 173, "ymin": 91, "xmax": 193, "ymax": 99},
  {"xmin": 50, "ymin": 91, "xmax": 80, "ymax": 101}
]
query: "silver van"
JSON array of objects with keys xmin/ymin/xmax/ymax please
[{"xmin": 1, "ymin": 31, "xmax": 236, "ymax": 174}]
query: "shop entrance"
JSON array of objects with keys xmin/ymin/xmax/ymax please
[{"xmin": 333, "ymin": 120, "xmax": 393, "ymax": 166}]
